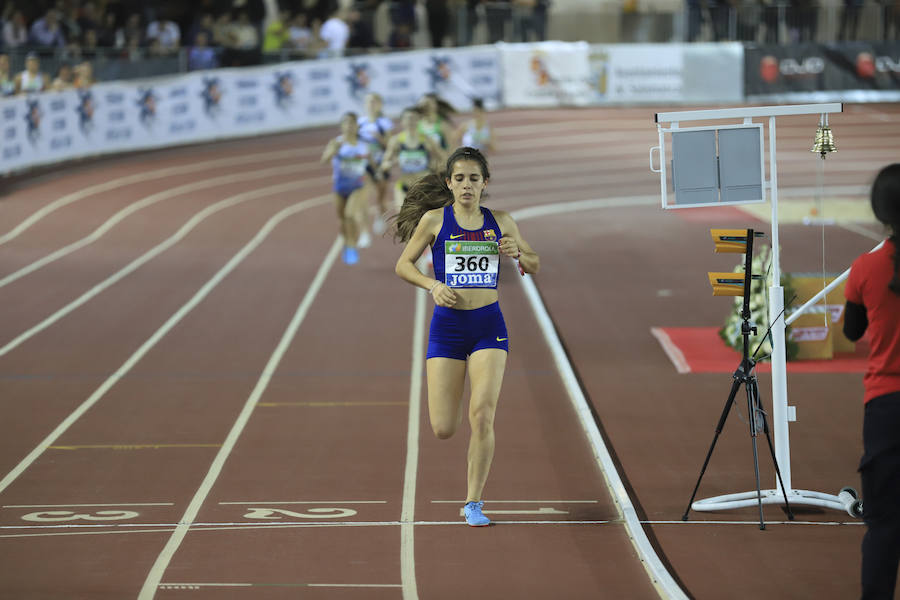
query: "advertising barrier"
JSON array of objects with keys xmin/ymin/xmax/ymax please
[
  {"xmin": 745, "ymin": 42, "xmax": 900, "ymax": 102},
  {"xmin": 1, "ymin": 47, "xmax": 502, "ymax": 176}
]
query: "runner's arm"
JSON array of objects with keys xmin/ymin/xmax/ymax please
[
  {"xmin": 496, "ymin": 211, "xmax": 539, "ymax": 275},
  {"xmin": 395, "ymin": 209, "xmax": 457, "ymax": 306}
]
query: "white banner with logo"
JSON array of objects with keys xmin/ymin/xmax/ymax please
[
  {"xmin": 500, "ymin": 41, "xmax": 595, "ymax": 108},
  {"xmin": 501, "ymin": 42, "xmax": 743, "ymax": 107},
  {"xmin": 0, "ymin": 47, "xmax": 501, "ymax": 175}
]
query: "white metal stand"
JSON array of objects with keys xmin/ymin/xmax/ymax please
[{"xmin": 652, "ymin": 103, "xmax": 862, "ymax": 518}]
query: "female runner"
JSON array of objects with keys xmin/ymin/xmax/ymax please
[
  {"xmin": 844, "ymin": 163, "xmax": 900, "ymax": 599},
  {"xmin": 394, "ymin": 147, "xmax": 540, "ymax": 526},
  {"xmin": 417, "ymin": 93, "xmax": 453, "ymax": 150},
  {"xmin": 357, "ymin": 92, "xmax": 393, "ymax": 235},
  {"xmin": 321, "ymin": 111, "xmax": 373, "ymax": 265},
  {"xmin": 380, "ymin": 107, "xmax": 443, "ymax": 210}
]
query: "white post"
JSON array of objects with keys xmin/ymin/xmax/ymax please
[{"xmin": 767, "ymin": 115, "xmax": 792, "ymax": 493}]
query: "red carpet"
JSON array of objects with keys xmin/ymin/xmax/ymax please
[{"xmin": 651, "ymin": 326, "xmax": 868, "ymax": 374}]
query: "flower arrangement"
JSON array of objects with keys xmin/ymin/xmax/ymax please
[{"xmin": 718, "ymin": 244, "xmax": 799, "ymax": 361}]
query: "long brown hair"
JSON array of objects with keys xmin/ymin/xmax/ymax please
[
  {"xmin": 392, "ymin": 147, "xmax": 491, "ymax": 243},
  {"xmin": 871, "ymin": 163, "xmax": 900, "ymax": 294}
]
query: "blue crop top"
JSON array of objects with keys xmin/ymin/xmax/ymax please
[{"xmin": 432, "ymin": 204, "xmax": 503, "ymax": 289}]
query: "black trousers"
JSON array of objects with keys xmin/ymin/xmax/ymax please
[{"xmin": 860, "ymin": 393, "xmax": 900, "ymax": 600}]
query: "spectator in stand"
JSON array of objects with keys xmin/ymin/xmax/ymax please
[
  {"xmin": 188, "ymin": 31, "xmax": 218, "ymax": 70},
  {"xmin": 59, "ymin": 3, "xmax": 83, "ymax": 47},
  {"xmin": 288, "ymin": 12, "xmax": 312, "ymax": 51},
  {"xmin": 78, "ymin": 3, "xmax": 100, "ymax": 35},
  {"xmin": 838, "ymin": 0, "xmax": 864, "ymax": 40},
  {"xmin": 116, "ymin": 13, "xmax": 143, "ymax": 49},
  {"xmin": 50, "ymin": 62, "xmax": 74, "ymax": 91},
  {"xmin": 3, "ymin": 9, "xmax": 27, "ymax": 49},
  {"xmin": 485, "ymin": 0, "xmax": 512, "ymax": 43},
  {"xmin": 187, "ymin": 13, "xmax": 215, "ymax": 46},
  {"xmin": 262, "ymin": 12, "xmax": 290, "ymax": 52},
  {"xmin": 81, "ymin": 28, "xmax": 99, "ymax": 56},
  {"xmin": 146, "ymin": 12, "xmax": 181, "ymax": 52},
  {"xmin": 347, "ymin": 7, "xmax": 377, "ymax": 51},
  {"xmin": 231, "ymin": 11, "xmax": 260, "ymax": 51},
  {"xmin": 73, "ymin": 60, "xmax": 94, "ymax": 88},
  {"xmin": 14, "ymin": 52, "xmax": 47, "ymax": 94},
  {"xmin": 791, "ymin": 0, "xmax": 818, "ymax": 42},
  {"xmin": 388, "ymin": 21, "xmax": 412, "ymax": 48},
  {"xmin": 389, "ymin": 0, "xmax": 416, "ymax": 46},
  {"xmin": 318, "ymin": 8, "xmax": 350, "ymax": 57},
  {"xmin": 532, "ymin": 0, "xmax": 550, "ymax": 40},
  {"xmin": 212, "ymin": 11, "xmax": 233, "ymax": 46},
  {"xmin": 0, "ymin": 53, "xmax": 15, "ymax": 96},
  {"xmin": 96, "ymin": 12, "xmax": 118, "ymax": 47},
  {"xmin": 29, "ymin": 8, "xmax": 66, "ymax": 48},
  {"xmin": 426, "ymin": 0, "xmax": 449, "ymax": 47}
]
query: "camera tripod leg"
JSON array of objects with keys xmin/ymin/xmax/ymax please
[
  {"xmin": 746, "ymin": 377, "xmax": 767, "ymax": 529},
  {"xmin": 682, "ymin": 376, "xmax": 742, "ymax": 521}
]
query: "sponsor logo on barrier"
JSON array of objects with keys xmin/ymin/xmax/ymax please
[
  {"xmin": 530, "ymin": 51, "xmax": 552, "ymax": 86},
  {"xmin": 136, "ymin": 88, "xmax": 157, "ymax": 126},
  {"xmin": 428, "ymin": 56, "xmax": 453, "ymax": 88},
  {"xmin": 25, "ymin": 98, "xmax": 41, "ymax": 142},
  {"xmin": 77, "ymin": 90, "xmax": 95, "ymax": 134},
  {"xmin": 875, "ymin": 55, "xmax": 900, "ymax": 73},
  {"xmin": 789, "ymin": 326, "xmax": 830, "ymax": 342},
  {"xmin": 759, "ymin": 55, "xmax": 826, "ymax": 83},
  {"xmin": 273, "ymin": 71, "xmax": 294, "ymax": 108},
  {"xmin": 346, "ymin": 63, "xmax": 370, "ymax": 99},
  {"xmin": 857, "ymin": 52, "xmax": 876, "ymax": 78},
  {"xmin": 201, "ymin": 77, "xmax": 222, "ymax": 116}
]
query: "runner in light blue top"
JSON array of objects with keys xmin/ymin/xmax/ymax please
[{"xmin": 321, "ymin": 112, "xmax": 374, "ymax": 265}]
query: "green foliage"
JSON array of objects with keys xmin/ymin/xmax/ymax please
[{"xmin": 718, "ymin": 245, "xmax": 800, "ymax": 362}]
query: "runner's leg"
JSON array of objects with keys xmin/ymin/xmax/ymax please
[{"xmin": 464, "ymin": 348, "xmax": 507, "ymax": 502}]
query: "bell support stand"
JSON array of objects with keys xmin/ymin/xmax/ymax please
[{"xmin": 652, "ymin": 104, "xmax": 863, "ymax": 518}]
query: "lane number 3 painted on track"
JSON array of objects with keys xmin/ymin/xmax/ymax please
[{"xmin": 21, "ymin": 510, "xmax": 140, "ymax": 522}]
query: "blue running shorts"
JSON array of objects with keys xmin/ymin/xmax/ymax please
[{"xmin": 427, "ymin": 302, "xmax": 509, "ymax": 360}]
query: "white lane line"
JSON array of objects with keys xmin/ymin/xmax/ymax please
[
  {"xmin": 400, "ymin": 282, "xmax": 425, "ymax": 600},
  {"xmin": 159, "ymin": 583, "xmax": 402, "ymax": 589},
  {"xmin": 0, "ymin": 147, "xmax": 311, "ymax": 246},
  {"xmin": 218, "ymin": 501, "xmax": 388, "ymax": 505},
  {"xmin": 0, "ymin": 183, "xmax": 325, "ymax": 358},
  {"xmin": 137, "ymin": 236, "xmax": 343, "ymax": 600},
  {"xmin": 2, "ymin": 503, "xmax": 173, "ymax": 508},
  {"xmin": 513, "ymin": 199, "xmax": 689, "ymax": 600},
  {"xmin": 430, "ymin": 499, "xmax": 599, "ymax": 503},
  {"xmin": 0, "ymin": 197, "xmax": 331, "ymax": 497},
  {"xmin": 650, "ymin": 328, "xmax": 691, "ymax": 374},
  {"xmin": 0, "ymin": 519, "xmax": 861, "ymax": 539},
  {"xmin": 0, "ymin": 163, "xmax": 322, "ymax": 290}
]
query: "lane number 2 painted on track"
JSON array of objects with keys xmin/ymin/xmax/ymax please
[
  {"xmin": 243, "ymin": 507, "xmax": 357, "ymax": 519},
  {"xmin": 21, "ymin": 510, "xmax": 140, "ymax": 522}
]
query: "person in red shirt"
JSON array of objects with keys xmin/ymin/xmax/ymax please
[{"xmin": 844, "ymin": 163, "xmax": 900, "ymax": 600}]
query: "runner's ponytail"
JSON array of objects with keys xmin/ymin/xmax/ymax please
[
  {"xmin": 870, "ymin": 163, "xmax": 900, "ymax": 295},
  {"xmin": 392, "ymin": 172, "xmax": 452, "ymax": 242}
]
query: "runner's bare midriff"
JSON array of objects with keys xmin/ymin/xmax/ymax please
[{"xmin": 450, "ymin": 288, "xmax": 499, "ymax": 310}]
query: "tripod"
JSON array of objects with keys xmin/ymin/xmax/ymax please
[{"xmin": 682, "ymin": 229, "xmax": 795, "ymax": 530}]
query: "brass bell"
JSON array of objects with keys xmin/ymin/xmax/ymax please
[{"xmin": 811, "ymin": 124, "xmax": 837, "ymax": 159}]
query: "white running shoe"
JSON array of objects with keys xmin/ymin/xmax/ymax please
[
  {"xmin": 372, "ymin": 215, "xmax": 387, "ymax": 235},
  {"xmin": 357, "ymin": 230, "xmax": 372, "ymax": 248}
]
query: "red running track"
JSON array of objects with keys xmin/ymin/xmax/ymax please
[{"xmin": 0, "ymin": 103, "xmax": 898, "ymax": 599}]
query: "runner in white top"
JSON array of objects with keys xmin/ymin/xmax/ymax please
[
  {"xmin": 455, "ymin": 98, "xmax": 494, "ymax": 154},
  {"xmin": 357, "ymin": 93, "xmax": 393, "ymax": 236}
]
